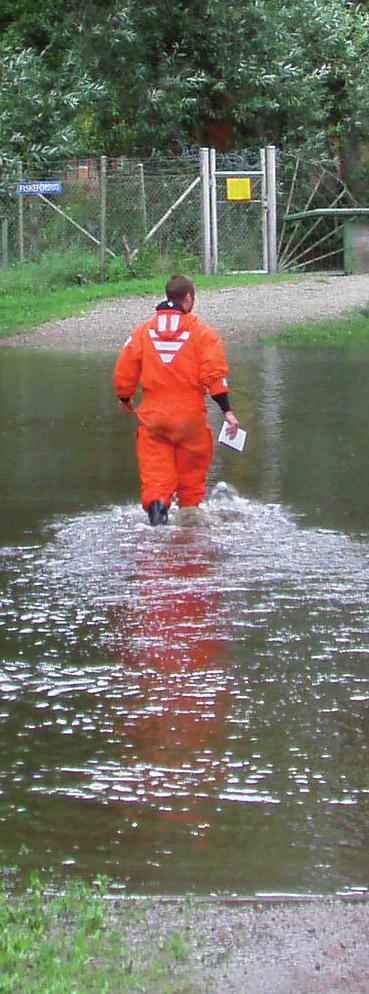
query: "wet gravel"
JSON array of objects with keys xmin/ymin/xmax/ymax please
[
  {"xmin": 2, "ymin": 273, "xmax": 369, "ymax": 351},
  {"xmin": 116, "ymin": 897, "xmax": 369, "ymax": 994}
]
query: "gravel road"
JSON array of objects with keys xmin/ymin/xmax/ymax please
[
  {"xmin": 2, "ymin": 272, "xmax": 369, "ymax": 351},
  {"xmin": 120, "ymin": 896, "xmax": 369, "ymax": 994}
]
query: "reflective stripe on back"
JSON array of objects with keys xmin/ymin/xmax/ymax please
[
  {"xmin": 153, "ymin": 340, "xmax": 183, "ymax": 352},
  {"xmin": 147, "ymin": 316, "xmax": 191, "ymax": 366}
]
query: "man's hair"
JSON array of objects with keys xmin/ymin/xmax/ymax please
[{"xmin": 165, "ymin": 274, "xmax": 195, "ymax": 303}]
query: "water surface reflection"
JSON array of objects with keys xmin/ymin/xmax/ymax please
[
  {"xmin": 1, "ymin": 487, "xmax": 369, "ymax": 894},
  {"xmin": 1, "ymin": 343, "xmax": 369, "ymax": 895}
]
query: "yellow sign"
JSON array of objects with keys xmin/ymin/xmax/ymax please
[{"xmin": 226, "ymin": 177, "xmax": 252, "ymax": 201}]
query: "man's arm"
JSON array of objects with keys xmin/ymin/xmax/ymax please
[
  {"xmin": 212, "ymin": 391, "xmax": 231, "ymax": 413},
  {"xmin": 212, "ymin": 393, "xmax": 239, "ymax": 439},
  {"xmin": 198, "ymin": 324, "xmax": 240, "ymax": 439},
  {"xmin": 113, "ymin": 328, "xmax": 143, "ymax": 405}
]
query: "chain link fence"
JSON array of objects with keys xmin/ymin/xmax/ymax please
[
  {"xmin": 0, "ymin": 154, "xmax": 203, "ymax": 276},
  {"xmin": 0, "ymin": 149, "xmax": 272, "ymax": 277},
  {"xmin": 2, "ymin": 147, "xmax": 366, "ymax": 278},
  {"xmin": 214, "ymin": 150, "xmax": 265, "ymax": 271},
  {"xmin": 107, "ymin": 156, "xmax": 202, "ymax": 272}
]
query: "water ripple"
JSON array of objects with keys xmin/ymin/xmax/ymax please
[{"xmin": 1, "ymin": 484, "xmax": 369, "ymax": 892}]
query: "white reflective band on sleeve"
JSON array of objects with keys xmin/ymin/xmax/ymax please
[
  {"xmin": 148, "ymin": 328, "xmax": 158, "ymax": 338},
  {"xmin": 223, "ymin": 378, "xmax": 228, "ymax": 387},
  {"xmin": 179, "ymin": 330, "xmax": 190, "ymax": 340},
  {"xmin": 123, "ymin": 335, "xmax": 132, "ymax": 348}
]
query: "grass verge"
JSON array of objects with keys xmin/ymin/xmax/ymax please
[
  {"xmin": 0, "ymin": 250, "xmax": 298, "ymax": 337},
  {"xmin": 265, "ymin": 307, "xmax": 369, "ymax": 346},
  {"xmin": 0, "ymin": 874, "xmax": 195, "ymax": 994}
]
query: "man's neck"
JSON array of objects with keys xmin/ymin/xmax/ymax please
[{"xmin": 156, "ymin": 299, "xmax": 185, "ymax": 313}]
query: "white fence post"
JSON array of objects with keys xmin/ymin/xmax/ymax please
[
  {"xmin": 265, "ymin": 145, "xmax": 277, "ymax": 272},
  {"xmin": 17, "ymin": 161, "xmax": 25, "ymax": 262},
  {"xmin": 100, "ymin": 156, "xmax": 107, "ymax": 280},
  {"xmin": 260, "ymin": 148, "xmax": 268, "ymax": 273},
  {"xmin": 138, "ymin": 163, "xmax": 147, "ymax": 235},
  {"xmin": 200, "ymin": 147, "xmax": 211, "ymax": 274},
  {"xmin": 209, "ymin": 147, "xmax": 218, "ymax": 274},
  {"xmin": 1, "ymin": 219, "xmax": 8, "ymax": 267}
]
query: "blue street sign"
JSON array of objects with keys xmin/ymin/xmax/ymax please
[{"xmin": 16, "ymin": 180, "xmax": 64, "ymax": 196}]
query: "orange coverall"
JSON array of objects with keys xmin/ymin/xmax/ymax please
[{"xmin": 114, "ymin": 306, "xmax": 229, "ymax": 508}]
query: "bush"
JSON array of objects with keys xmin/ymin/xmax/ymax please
[
  {"xmin": 0, "ymin": 242, "xmax": 202, "ymax": 295},
  {"xmin": 0, "ymin": 249, "xmax": 102, "ymax": 293}
]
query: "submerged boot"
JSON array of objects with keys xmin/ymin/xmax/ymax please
[{"xmin": 147, "ymin": 500, "xmax": 168, "ymax": 526}]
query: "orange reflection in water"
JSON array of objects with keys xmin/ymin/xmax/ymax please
[{"xmin": 108, "ymin": 532, "xmax": 231, "ymax": 824}]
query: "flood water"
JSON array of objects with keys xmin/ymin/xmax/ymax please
[{"xmin": 0, "ymin": 342, "xmax": 369, "ymax": 897}]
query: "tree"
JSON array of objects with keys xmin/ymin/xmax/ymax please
[
  {"xmin": 1, "ymin": 0, "xmax": 369, "ymax": 166},
  {"xmin": 0, "ymin": 45, "xmax": 105, "ymax": 167},
  {"xmin": 73, "ymin": 0, "xmax": 369, "ymax": 159}
]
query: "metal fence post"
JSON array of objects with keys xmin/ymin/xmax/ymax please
[
  {"xmin": 138, "ymin": 163, "xmax": 147, "ymax": 235},
  {"xmin": 260, "ymin": 148, "xmax": 268, "ymax": 273},
  {"xmin": 17, "ymin": 161, "xmax": 25, "ymax": 262},
  {"xmin": 1, "ymin": 219, "xmax": 9, "ymax": 268},
  {"xmin": 266, "ymin": 145, "xmax": 277, "ymax": 272},
  {"xmin": 200, "ymin": 147, "xmax": 211, "ymax": 274},
  {"xmin": 209, "ymin": 148, "xmax": 218, "ymax": 274},
  {"xmin": 100, "ymin": 155, "xmax": 107, "ymax": 280}
]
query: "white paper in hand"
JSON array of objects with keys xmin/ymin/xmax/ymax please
[{"xmin": 218, "ymin": 422, "xmax": 247, "ymax": 452}]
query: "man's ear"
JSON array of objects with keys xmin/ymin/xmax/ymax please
[{"xmin": 183, "ymin": 292, "xmax": 194, "ymax": 312}]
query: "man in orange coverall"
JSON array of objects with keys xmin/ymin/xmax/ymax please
[{"xmin": 114, "ymin": 274, "xmax": 239, "ymax": 525}]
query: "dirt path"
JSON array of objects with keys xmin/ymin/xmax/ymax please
[
  {"xmin": 2, "ymin": 273, "xmax": 369, "ymax": 351},
  {"xmin": 121, "ymin": 896, "xmax": 369, "ymax": 994}
]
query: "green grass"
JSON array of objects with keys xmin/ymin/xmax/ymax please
[
  {"xmin": 0, "ymin": 875, "xmax": 196, "ymax": 994},
  {"xmin": 265, "ymin": 307, "xmax": 369, "ymax": 346},
  {"xmin": 2, "ymin": 250, "xmax": 368, "ymax": 345},
  {"xmin": 0, "ymin": 249, "xmax": 298, "ymax": 337}
]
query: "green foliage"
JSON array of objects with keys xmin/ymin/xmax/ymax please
[
  {"xmin": 0, "ymin": 244, "xmax": 200, "ymax": 294},
  {"xmin": 0, "ymin": 251, "xmax": 293, "ymax": 336},
  {"xmin": 74, "ymin": 0, "xmax": 369, "ymax": 156},
  {"xmin": 265, "ymin": 306, "xmax": 369, "ymax": 345},
  {"xmin": 0, "ymin": 875, "xmax": 127, "ymax": 994},
  {"xmin": 0, "ymin": 250, "xmax": 103, "ymax": 292},
  {"xmin": 131, "ymin": 240, "xmax": 200, "ymax": 278},
  {"xmin": 0, "ymin": 875, "xmax": 198, "ymax": 994},
  {"xmin": 0, "ymin": 45, "xmax": 105, "ymax": 167},
  {"xmin": 1, "ymin": 0, "xmax": 369, "ymax": 162},
  {"xmin": 162, "ymin": 931, "xmax": 189, "ymax": 962}
]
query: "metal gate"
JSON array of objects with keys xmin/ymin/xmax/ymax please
[
  {"xmin": 277, "ymin": 152, "xmax": 366, "ymax": 273},
  {"xmin": 200, "ymin": 146, "xmax": 277, "ymax": 275}
]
